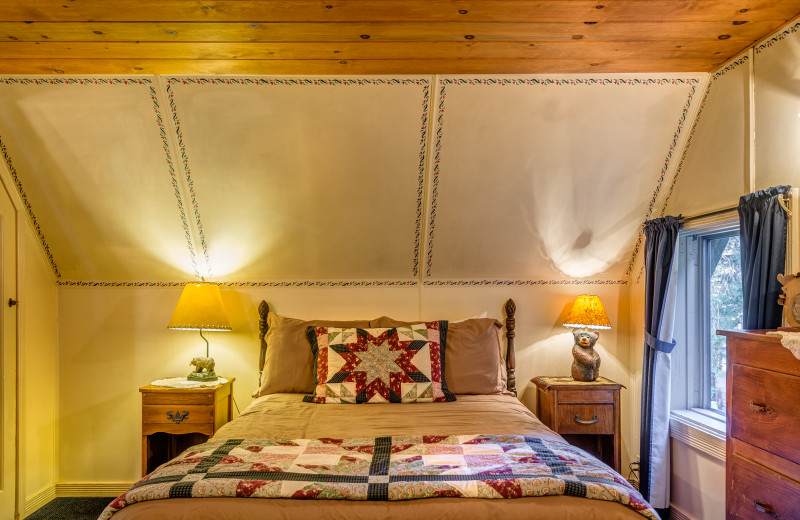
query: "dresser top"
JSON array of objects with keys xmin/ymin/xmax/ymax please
[{"xmin": 716, "ymin": 329, "xmax": 782, "ymax": 343}]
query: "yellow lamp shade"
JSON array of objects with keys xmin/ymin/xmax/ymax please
[
  {"xmin": 563, "ymin": 294, "xmax": 611, "ymax": 330},
  {"xmin": 167, "ymin": 282, "xmax": 232, "ymax": 331}
]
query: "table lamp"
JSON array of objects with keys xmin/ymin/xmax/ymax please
[
  {"xmin": 168, "ymin": 281, "xmax": 231, "ymax": 382},
  {"xmin": 563, "ymin": 294, "xmax": 611, "ymax": 382}
]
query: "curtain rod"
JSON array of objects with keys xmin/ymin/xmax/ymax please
[
  {"xmin": 678, "ymin": 192, "xmax": 792, "ymax": 223},
  {"xmin": 678, "ymin": 206, "xmax": 738, "ymax": 224}
]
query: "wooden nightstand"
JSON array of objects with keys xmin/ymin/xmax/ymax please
[
  {"xmin": 532, "ymin": 376, "xmax": 623, "ymax": 472},
  {"xmin": 139, "ymin": 378, "xmax": 234, "ymax": 476}
]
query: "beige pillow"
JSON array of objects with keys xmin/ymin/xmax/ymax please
[
  {"xmin": 252, "ymin": 313, "xmax": 371, "ymax": 398},
  {"xmin": 370, "ymin": 316, "xmax": 507, "ymax": 395}
]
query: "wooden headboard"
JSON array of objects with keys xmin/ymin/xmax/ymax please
[{"xmin": 257, "ymin": 298, "xmax": 518, "ymax": 396}]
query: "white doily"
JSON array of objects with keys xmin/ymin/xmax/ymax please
[
  {"xmin": 765, "ymin": 331, "xmax": 800, "ymax": 360},
  {"xmin": 150, "ymin": 377, "xmax": 229, "ymax": 389}
]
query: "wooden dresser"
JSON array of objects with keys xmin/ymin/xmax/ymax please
[{"xmin": 718, "ymin": 330, "xmax": 800, "ymax": 519}]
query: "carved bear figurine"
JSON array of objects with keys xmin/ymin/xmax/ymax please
[
  {"xmin": 190, "ymin": 356, "xmax": 215, "ymax": 374},
  {"xmin": 571, "ymin": 329, "xmax": 600, "ymax": 382}
]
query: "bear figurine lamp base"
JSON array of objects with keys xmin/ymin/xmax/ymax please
[
  {"xmin": 563, "ymin": 295, "xmax": 612, "ymax": 382},
  {"xmin": 167, "ymin": 282, "xmax": 232, "ymax": 383}
]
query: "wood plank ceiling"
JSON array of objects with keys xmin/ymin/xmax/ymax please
[{"xmin": 1, "ymin": 1, "xmax": 800, "ymax": 74}]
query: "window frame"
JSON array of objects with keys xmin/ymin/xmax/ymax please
[{"xmin": 670, "ymin": 212, "xmax": 740, "ymax": 423}]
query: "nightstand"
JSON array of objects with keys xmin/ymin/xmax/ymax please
[
  {"xmin": 139, "ymin": 378, "xmax": 234, "ymax": 476},
  {"xmin": 532, "ymin": 376, "xmax": 623, "ymax": 472}
]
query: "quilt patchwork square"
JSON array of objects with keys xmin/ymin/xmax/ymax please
[{"xmin": 305, "ymin": 321, "xmax": 455, "ymax": 404}]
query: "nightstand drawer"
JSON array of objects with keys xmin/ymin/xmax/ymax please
[
  {"xmin": 556, "ymin": 404, "xmax": 614, "ymax": 434},
  {"xmin": 143, "ymin": 404, "xmax": 214, "ymax": 426},
  {"xmin": 557, "ymin": 389, "xmax": 614, "ymax": 404},
  {"xmin": 142, "ymin": 392, "xmax": 214, "ymax": 406}
]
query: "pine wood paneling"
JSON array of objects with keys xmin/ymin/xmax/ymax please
[
  {"xmin": 1, "ymin": 1, "xmax": 797, "ymax": 23},
  {"xmin": 0, "ymin": 0, "xmax": 799, "ymax": 74},
  {"xmin": 0, "ymin": 41, "xmax": 747, "ymax": 60},
  {"xmin": 0, "ymin": 57, "xmax": 724, "ymax": 74},
  {"xmin": 0, "ymin": 21, "xmax": 781, "ymax": 42}
]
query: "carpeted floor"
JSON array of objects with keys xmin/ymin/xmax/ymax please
[{"xmin": 26, "ymin": 497, "xmax": 114, "ymax": 520}]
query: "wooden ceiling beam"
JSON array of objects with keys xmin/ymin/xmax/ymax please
[
  {"xmin": 0, "ymin": 21, "xmax": 780, "ymax": 43},
  {"xmin": 0, "ymin": 41, "xmax": 748, "ymax": 61},
  {"xmin": 0, "ymin": 58, "xmax": 724, "ymax": 75},
  {"xmin": 1, "ymin": 0, "xmax": 798, "ymax": 24}
]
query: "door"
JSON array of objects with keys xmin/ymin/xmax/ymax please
[{"xmin": 0, "ymin": 180, "xmax": 17, "ymax": 518}]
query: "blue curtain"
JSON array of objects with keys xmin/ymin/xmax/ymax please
[
  {"xmin": 738, "ymin": 185, "xmax": 791, "ymax": 329},
  {"xmin": 640, "ymin": 216, "xmax": 680, "ymax": 516}
]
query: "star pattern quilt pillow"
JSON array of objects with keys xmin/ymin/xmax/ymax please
[{"xmin": 305, "ymin": 321, "xmax": 455, "ymax": 404}]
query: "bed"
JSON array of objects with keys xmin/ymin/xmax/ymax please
[{"xmin": 103, "ymin": 299, "xmax": 656, "ymax": 520}]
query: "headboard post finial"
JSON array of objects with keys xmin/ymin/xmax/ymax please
[
  {"xmin": 504, "ymin": 298, "xmax": 517, "ymax": 396},
  {"xmin": 258, "ymin": 300, "xmax": 270, "ymax": 375}
]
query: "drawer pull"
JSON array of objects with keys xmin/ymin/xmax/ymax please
[
  {"xmin": 753, "ymin": 499, "xmax": 777, "ymax": 516},
  {"xmin": 166, "ymin": 410, "xmax": 189, "ymax": 424},
  {"xmin": 747, "ymin": 401, "xmax": 774, "ymax": 415},
  {"xmin": 574, "ymin": 414, "xmax": 599, "ymax": 425}
]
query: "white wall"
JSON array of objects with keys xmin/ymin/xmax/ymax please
[
  {"xmin": 19, "ymin": 223, "xmax": 59, "ymax": 511},
  {"xmin": 670, "ymin": 439, "xmax": 725, "ymax": 519},
  {"xmin": 57, "ymin": 283, "xmax": 633, "ymax": 484}
]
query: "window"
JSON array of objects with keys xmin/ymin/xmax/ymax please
[
  {"xmin": 703, "ymin": 231, "xmax": 742, "ymax": 414},
  {"xmin": 671, "ymin": 216, "xmax": 742, "ymax": 432}
]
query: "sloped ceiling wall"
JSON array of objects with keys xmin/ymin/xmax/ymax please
[{"xmin": 0, "ymin": 74, "xmax": 705, "ymax": 284}]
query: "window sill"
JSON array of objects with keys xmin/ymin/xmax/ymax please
[{"xmin": 669, "ymin": 409, "xmax": 726, "ymax": 462}]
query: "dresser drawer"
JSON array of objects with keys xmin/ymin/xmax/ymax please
[
  {"xmin": 730, "ymin": 364, "xmax": 800, "ymax": 466},
  {"xmin": 728, "ymin": 456, "xmax": 800, "ymax": 519},
  {"xmin": 556, "ymin": 404, "xmax": 614, "ymax": 434}
]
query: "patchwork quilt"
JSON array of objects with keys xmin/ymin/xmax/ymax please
[{"xmin": 101, "ymin": 434, "xmax": 657, "ymax": 519}]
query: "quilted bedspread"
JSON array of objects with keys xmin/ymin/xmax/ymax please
[{"xmin": 101, "ymin": 434, "xmax": 657, "ymax": 519}]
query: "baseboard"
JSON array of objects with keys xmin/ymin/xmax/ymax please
[
  {"xmin": 55, "ymin": 482, "xmax": 133, "ymax": 497},
  {"xmin": 669, "ymin": 504, "xmax": 694, "ymax": 520},
  {"xmin": 24, "ymin": 484, "xmax": 56, "ymax": 517}
]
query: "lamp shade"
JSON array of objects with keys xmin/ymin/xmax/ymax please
[
  {"xmin": 563, "ymin": 294, "xmax": 612, "ymax": 330},
  {"xmin": 167, "ymin": 282, "xmax": 232, "ymax": 331}
]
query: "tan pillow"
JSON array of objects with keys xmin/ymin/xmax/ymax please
[
  {"xmin": 252, "ymin": 313, "xmax": 371, "ymax": 398},
  {"xmin": 371, "ymin": 316, "xmax": 506, "ymax": 395}
]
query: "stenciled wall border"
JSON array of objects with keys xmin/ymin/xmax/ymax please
[
  {"xmin": 148, "ymin": 85, "xmax": 203, "ymax": 278},
  {"xmin": 660, "ymin": 54, "xmax": 749, "ymax": 217},
  {"xmin": 755, "ymin": 20, "xmax": 800, "ymax": 54},
  {"xmin": 55, "ymin": 278, "xmax": 628, "ymax": 287},
  {"xmin": 426, "ymin": 77, "xmax": 701, "ymax": 280},
  {"xmin": 164, "ymin": 76, "xmax": 431, "ymax": 278},
  {"xmin": 630, "ymin": 54, "xmax": 748, "ymax": 283},
  {"xmin": 0, "ymin": 135, "xmax": 61, "ymax": 277},
  {"xmin": 621, "ymin": 82, "xmax": 700, "ymax": 276},
  {"xmin": 0, "ymin": 77, "xmax": 155, "ymax": 279},
  {"xmin": 56, "ymin": 279, "xmax": 420, "ymax": 287},
  {"xmin": 423, "ymin": 279, "xmax": 628, "ymax": 286}
]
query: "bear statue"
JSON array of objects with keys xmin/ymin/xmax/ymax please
[
  {"xmin": 571, "ymin": 329, "xmax": 601, "ymax": 382},
  {"xmin": 190, "ymin": 356, "xmax": 215, "ymax": 374}
]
